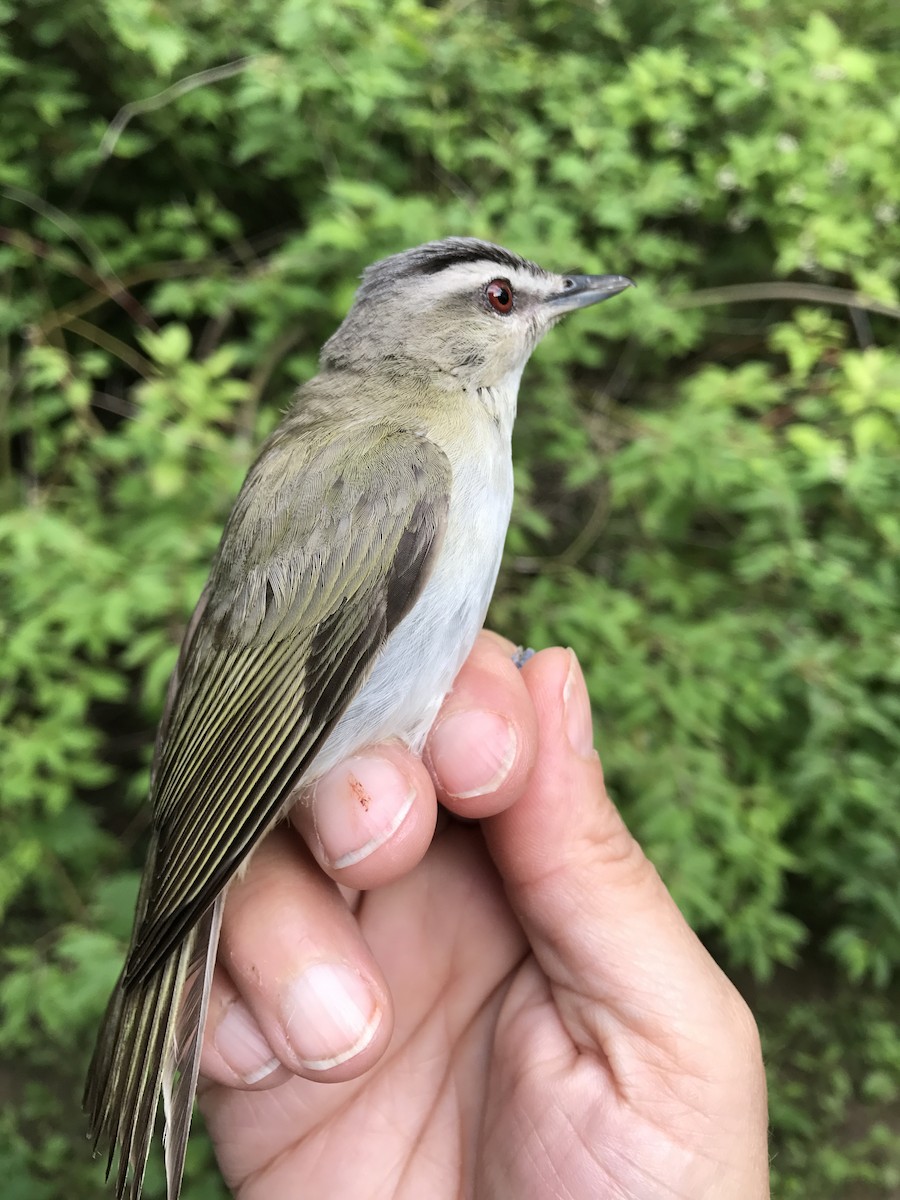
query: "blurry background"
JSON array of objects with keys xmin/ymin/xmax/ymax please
[{"xmin": 2, "ymin": 0, "xmax": 899, "ymax": 1196}]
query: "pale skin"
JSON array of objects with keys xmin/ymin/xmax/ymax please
[{"xmin": 198, "ymin": 632, "xmax": 770, "ymax": 1199}]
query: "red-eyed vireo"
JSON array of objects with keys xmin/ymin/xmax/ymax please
[{"xmin": 84, "ymin": 237, "xmax": 633, "ymax": 1199}]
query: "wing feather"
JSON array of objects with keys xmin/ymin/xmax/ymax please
[{"xmin": 123, "ymin": 421, "xmax": 450, "ymax": 987}]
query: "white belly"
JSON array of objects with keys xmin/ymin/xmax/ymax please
[{"xmin": 309, "ymin": 410, "xmax": 514, "ymax": 776}]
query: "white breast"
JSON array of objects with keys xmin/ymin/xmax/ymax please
[{"xmin": 309, "ymin": 382, "xmax": 516, "ymax": 776}]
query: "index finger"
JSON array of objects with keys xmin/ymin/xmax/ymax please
[{"xmin": 424, "ymin": 630, "xmax": 539, "ymax": 819}]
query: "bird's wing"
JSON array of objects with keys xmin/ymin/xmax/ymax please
[{"xmin": 123, "ymin": 418, "xmax": 451, "ymax": 987}]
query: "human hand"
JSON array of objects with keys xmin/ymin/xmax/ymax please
[{"xmin": 199, "ymin": 632, "xmax": 770, "ymax": 1199}]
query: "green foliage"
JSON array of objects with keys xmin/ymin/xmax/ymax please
[
  {"xmin": 500, "ymin": 312, "xmax": 900, "ymax": 985},
  {"xmin": 1, "ymin": 0, "xmax": 898, "ymax": 1194},
  {"xmin": 761, "ymin": 983, "xmax": 900, "ymax": 1195}
]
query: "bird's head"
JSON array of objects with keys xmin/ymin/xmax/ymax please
[{"xmin": 321, "ymin": 237, "xmax": 633, "ymax": 389}]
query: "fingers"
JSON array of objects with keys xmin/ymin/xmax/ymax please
[
  {"xmin": 202, "ymin": 628, "xmax": 540, "ymax": 1092},
  {"xmin": 201, "ymin": 826, "xmax": 392, "ymax": 1089},
  {"xmin": 289, "ymin": 742, "xmax": 438, "ymax": 890},
  {"xmin": 290, "ymin": 628, "xmax": 539, "ymax": 891},
  {"xmin": 204, "ymin": 733, "xmax": 440, "ymax": 1090},
  {"xmin": 424, "ymin": 629, "xmax": 539, "ymax": 818},
  {"xmin": 200, "ymin": 965, "xmax": 290, "ymax": 1091},
  {"xmin": 484, "ymin": 648, "xmax": 764, "ymax": 1075}
]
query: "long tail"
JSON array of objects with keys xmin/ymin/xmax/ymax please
[{"xmin": 84, "ymin": 857, "xmax": 223, "ymax": 1200}]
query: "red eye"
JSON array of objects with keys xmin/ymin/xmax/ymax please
[{"xmin": 485, "ymin": 279, "xmax": 514, "ymax": 314}]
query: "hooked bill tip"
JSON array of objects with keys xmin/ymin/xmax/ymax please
[{"xmin": 550, "ymin": 272, "xmax": 636, "ymax": 312}]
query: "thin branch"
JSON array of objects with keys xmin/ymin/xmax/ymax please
[
  {"xmin": 55, "ymin": 318, "xmax": 155, "ymax": 378},
  {"xmin": 1, "ymin": 188, "xmax": 155, "ymax": 330},
  {"xmin": 2, "ymin": 186, "xmax": 120, "ymax": 279},
  {"xmin": 90, "ymin": 392, "xmax": 138, "ymax": 420},
  {"xmin": 196, "ymin": 309, "xmax": 235, "ymax": 360},
  {"xmin": 96, "ymin": 57, "xmax": 261, "ymax": 162},
  {"xmin": 603, "ymin": 335, "xmax": 640, "ymax": 401},
  {"xmin": 552, "ymin": 487, "xmax": 613, "ymax": 569},
  {"xmin": 245, "ymin": 326, "xmax": 306, "ymax": 423},
  {"xmin": 7, "ymin": 225, "xmax": 295, "ymax": 340},
  {"xmin": 45, "ymin": 853, "xmax": 90, "ymax": 923},
  {"xmin": 34, "ymin": 258, "xmax": 215, "ymax": 338},
  {"xmin": 669, "ymin": 281, "xmax": 900, "ymax": 322},
  {"xmin": 0, "ymin": 222, "xmax": 157, "ymax": 331},
  {"xmin": 848, "ymin": 306, "xmax": 874, "ymax": 349}
]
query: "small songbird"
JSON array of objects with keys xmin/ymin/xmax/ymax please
[{"xmin": 84, "ymin": 237, "xmax": 633, "ymax": 1199}]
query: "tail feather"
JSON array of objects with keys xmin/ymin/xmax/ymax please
[
  {"xmin": 84, "ymin": 893, "xmax": 223, "ymax": 1200},
  {"xmin": 118, "ymin": 965, "xmax": 180, "ymax": 1199},
  {"xmin": 163, "ymin": 895, "xmax": 224, "ymax": 1200}
]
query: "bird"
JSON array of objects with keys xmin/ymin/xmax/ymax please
[{"xmin": 83, "ymin": 236, "xmax": 633, "ymax": 1200}]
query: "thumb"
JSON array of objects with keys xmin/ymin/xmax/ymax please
[{"xmin": 483, "ymin": 648, "xmax": 750, "ymax": 1062}]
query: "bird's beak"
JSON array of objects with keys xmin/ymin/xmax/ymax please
[{"xmin": 547, "ymin": 273, "xmax": 635, "ymax": 314}]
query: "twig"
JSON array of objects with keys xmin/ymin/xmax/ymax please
[
  {"xmin": 2, "ymin": 186, "xmax": 119, "ymax": 279},
  {"xmin": 244, "ymin": 326, "xmax": 307, "ymax": 432},
  {"xmin": 848, "ymin": 306, "xmax": 874, "ymax": 349},
  {"xmin": 90, "ymin": 392, "xmax": 138, "ymax": 420},
  {"xmin": 552, "ymin": 487, "xmax": 613, "ymax": 569},
  {"xmin": 34, "ymin": 258, "xmax": 215, "ymax": 338},
  {"xmin": 96, "ymin": 57, "xmax": 261, "ymax": 162},
  {"xmin": 55, "ymin": 318, "xmax": 155, "ymax": 378},
  {"xmin": 669, "ymin": 281, "xmax": 900, "ymax": 322},
  {"xmin": 1, "ymin": 193, "xmax": 156, "ymax": 330},
  {"xmin": 196, "ymin": 309, "xmax": 235, "ymax": 360}
]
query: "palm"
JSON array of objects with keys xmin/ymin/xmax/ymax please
[
  {"xmin": 203, "ymin": 827, "xmax": 521, "ymax": 1197},
  {"xmin": 200, "ymin": 645, "xmax": 768, "ymax": 1200},
  {"xmin": 203, "ymin": 827, "xmax": 699, "ymax": 1200}
]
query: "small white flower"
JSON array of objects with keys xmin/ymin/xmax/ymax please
[
  {"xmin": 747, "ymin": 68, "xmax": 766, "ymax": 89},
  {"xmin": 776, "ymin": 133, "xmax": 799, "ymax": 153},
  {"xmin": 665, "ymin": 124, "xmax": 685, "ymax": 147},
  {"xmin": 828, "ymin": 156, "xmax": 847, "ymax": 178},
  {"xmin": 716, "ymin": 166, "xmax": 739, "ymax": 191},
  {"xmin": 727, "ymin": 209, "xmax": 750, "ymax": 232},
  {"xmin": 875, "ymin": 202, "xmax": 897, "ymax": 224}
]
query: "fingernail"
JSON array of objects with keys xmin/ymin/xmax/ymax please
[
  {"xmin": 429, "ymin": 710, "xmax": 517, "ymax": 798},
  {"xmin": 280, "ymin": 962, "xmax": 381, "ymax": 1071},
  {"xmin": 312, "ymin": 755, "xmax": 415, "ymax": 869},
  {"xmin": 563, "ymin": 650, "xmax": 596, "ymax": 759},
  {"xmin": 214, "ymin": 997, "xmax": 281, "ymax": 1085}
]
